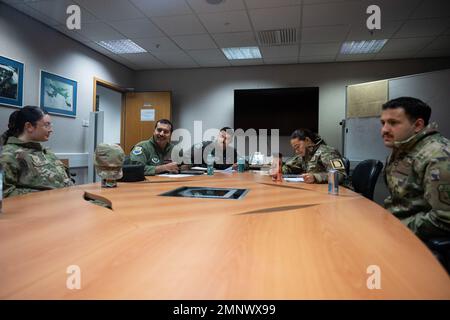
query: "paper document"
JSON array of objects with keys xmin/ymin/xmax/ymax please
[
  {"xmin": 190, "ymin": 166, "xmax": 207, "ymax": 171},
  {"xmin": 158, "ymin": 174, "xmax": 195, "ymax": 178},
  {"xmin": 284, "ymin": 177, "xmax": 304, "ymax": 182}
]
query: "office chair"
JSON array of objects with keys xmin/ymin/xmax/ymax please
[
  {"xmin": 342, "ymin": 156, "xmax": 350, "ymax": 177},
  {"xmin": 351, "ymin": 159, "xmax": 383, "ymax": 200},
  {"xmin": 427, "ymin": 238, "xmax": 450, "ymax": 274}
]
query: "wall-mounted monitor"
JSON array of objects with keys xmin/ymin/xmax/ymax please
[{"xmin": 234, "ymin": 87, "xmax": 319, "ymax": 136}]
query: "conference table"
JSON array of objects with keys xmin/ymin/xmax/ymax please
[{"xmin": 0, "ymin": 171, "xmax": 449, "ymax": 299}]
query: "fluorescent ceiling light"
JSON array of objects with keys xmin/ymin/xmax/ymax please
[
  {"xmin": 96, "ymin": 39, "xmax": 147, "ymax": 54},
  {"xmin": 340, "ymin": 39, "xmax": 388, "ymax": 54},
  {"xmin": 222, "ymin": 47, "xmax": 262, "ymax": 60}
]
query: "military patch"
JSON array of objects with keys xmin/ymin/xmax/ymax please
[
  {"xmin": 132, "ymin": 146, "xmax": 143, "ymax": 156},
  {"xmin": 438, "ymin": 184, "xmax": 450, "ymax": 206},
  {"xmin": 330, "ymin": 159, "xmax": 344, "ymax": 170},
  {"xmin": 152, "ymin": 157, "xmax": 159, "ymax": 164},
  {"xmin": 430, "ymin": 168, "xmax": 440, "ymax": 181}
]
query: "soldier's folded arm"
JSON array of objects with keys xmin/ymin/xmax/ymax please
[
  {"xmin": 1, "ymin": 154, "xmax": 40, "ymax": 198},
  {"xmin": 402, "ymin": 158, "xmax": 450, "ymax": 240}
]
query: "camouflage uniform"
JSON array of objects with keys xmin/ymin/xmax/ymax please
[
  {"xmin": 129, "ymin": 137, "xmax": 175, "ymax": 176},
  {"xmin": 94, "ymin": 143, "xmax": 125, "ymax": 180},
  {"xmin": 0, "ymin": 136, "xmax": 73, "ymax": 198},
  {"xmin": 282, "ymin": 140, "xmax": 346, "ymax": 183},
  {"xmin": 384, "ymin": 123, "xmax": 450, "ymax": 240}
]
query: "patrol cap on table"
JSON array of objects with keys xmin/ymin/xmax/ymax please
[{"xmin": 94, "ymin": 143, "xmax": 125, "ymax": 180}]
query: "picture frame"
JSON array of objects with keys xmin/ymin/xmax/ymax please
[
  {"xmin": 0, "ymin": 55, "xmax": 24, "ymax": 108},
  {"xmin": 40, "ymin": 70, "xmax": 77, "ymax": 117}
]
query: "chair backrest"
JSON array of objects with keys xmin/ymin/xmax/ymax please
[
  {"xmin": 342, "ymin": 157, "xmax": 350, "ymax": 177},
  {"xmin": 352, "ymin": 159, "xmax": 383, "ymax": 200}
]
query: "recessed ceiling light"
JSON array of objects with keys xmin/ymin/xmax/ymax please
[
  {"xmin": 340, "ymin": 39, "xmax": 388, "ymax": 54},
  {"xmin": 96, "ymin": 39, "xmax": 147, "ymax": 54},
  {"xmin": 222, "ymin": 47, "xmax": 262, "ymax": 60}
]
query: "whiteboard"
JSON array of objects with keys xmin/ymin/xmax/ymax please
[
  {"xmin": 345, "ymin": 68, "xmax": 450, "ymax": 163},
  {"xmin": 344, "ymin": 117, "xmax": 390, "ymax": 163},
  {"xmin": 389, "ymin": 68, "xmax": 450, "ymax": 139}
]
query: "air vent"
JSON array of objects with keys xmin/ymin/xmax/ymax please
[{"xmin": 258, "ymin": 29, "xmax": 297, "ymax": 46}]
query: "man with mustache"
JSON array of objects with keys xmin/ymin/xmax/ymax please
[
  {"xmin": 129, "ymin": 119, "xmax": 180, "ymax": 175},
  {"xmin": 381, "ymin": 97, "xmax": 450, "ymax": 240}
]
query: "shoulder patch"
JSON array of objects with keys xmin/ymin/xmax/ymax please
[
  {"xmin": 438, "ymin": 184, "xmax": 450, "ymax": 206},
  {"xmin": 151, "ymin": 157, "xmax": 159, "ymax": 164},
  {"xmin": 330, "ymin": 159, "xmax": 344, "ymax": 170},
  {"xmin": 132, "ymin": 146, "xmax": 143, "ymax": 156}
]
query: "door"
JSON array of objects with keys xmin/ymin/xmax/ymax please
[{"xmin": 123, "ymin": 91, "xmax": 171, "ymax": 153}]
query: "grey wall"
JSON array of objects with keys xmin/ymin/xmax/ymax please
[
  {"xmin": 0, "ymin": 3, "xmax": 133, "ymax": 154},
  {"xmin": 135, "ymin": 58, "xmax": 450, "ymax": 157}
]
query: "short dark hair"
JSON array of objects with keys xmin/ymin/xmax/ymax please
[
  {"xmin": 155, "ymin": 119, "xmax": 173, "ymax": 133},
  {"xmin": 382, "ymin": 97, "xmax": 431, "ymax": 126},
  {"xmin": 290, "ymin": 128, "xmax": 322, "ymax": 144},
  {"xmin": 220, "ymin": 126, "xmax": 233, "ymax": 133},
  {"xmin": 1, "ymin": 106, "xmax": 45, "ymax": 145}
]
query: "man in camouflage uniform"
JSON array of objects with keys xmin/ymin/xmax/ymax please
[
  {"xmin": 381, "ymin": 97, "xmax": 450, "ymax": 240},
  {"xmin": 1, "ymin": 136, "xmax": 73, "ymax": 198},
  {"xmin": 282, "ymin": 129, "xmax": 346, "ymax": 183},
  {"xmin": 129, "ymin": 119, "xmax": 180, "ymax": 175}
]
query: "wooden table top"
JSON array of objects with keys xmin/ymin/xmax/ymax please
[{"xmin": 1, "ymin": 172, "xmax": 449, "ymax": 299}]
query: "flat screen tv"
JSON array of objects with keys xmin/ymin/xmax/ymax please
[{"xmin": 234, "ymin": 87, "xmax": 319, "ymax": 136}]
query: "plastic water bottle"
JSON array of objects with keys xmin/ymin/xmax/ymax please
[
  {"xmin": 207, "ymin": 153, "xmax": 214, "ymax": 176},
  {"xmin": 237, "ymin": 156, "xmax": 245, "ymax": 173}
]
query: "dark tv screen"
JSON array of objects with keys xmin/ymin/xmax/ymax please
[{"xmin": 234, "ymin": 87, "xmax": 319, "ymax": 136}]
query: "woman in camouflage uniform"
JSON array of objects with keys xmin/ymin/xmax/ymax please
[
  {"xmin": 0, "ymin": 106, "xmax": 73, "ymax": 198},
  {"xmin": 282, "ymin": 129, "xmax": 346, "ymax": 184}
]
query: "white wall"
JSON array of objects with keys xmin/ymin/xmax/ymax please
[
  {"xmin": 135, "ymin": 58, "xmax": 450, "ymax": 157},
  {"xmin": 97, "ymin": 85, "xmax": 122, "ymax": 145},
  {"xmin": 0, "ymin": 4, "xmax": 134, "ymax": 184}
]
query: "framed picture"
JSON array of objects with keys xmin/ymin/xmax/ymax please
[
  {"xmin": 0, "ymin": 55, "xmax": 24, "ymax": 108},
  {"xmin": 40, "ymin": 70, "xmax": 77, "ymax": 117}
]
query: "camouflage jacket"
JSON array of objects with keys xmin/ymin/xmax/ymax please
[
  {"xmin": 282, "ymin": 140, "xmax": 346, "ymax": 183},
  {"xmin": 0, "ymin": 137, "xmax": 73, "ymax": 198},
  {"xmin": 384, "ymin": 123, "xmax": 450, "ymax": 240},
  {"xmin": 129, "ymin": 137, "xmax": 175, "ymax": 176}
]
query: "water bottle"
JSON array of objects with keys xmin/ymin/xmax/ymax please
[
  {"xmin": 207, "ymin": 153, "xmax": 214, "ymax": 176},
  {"xmin": 237, "ymin": 156, "xmax": 245, "ymax": 173}
]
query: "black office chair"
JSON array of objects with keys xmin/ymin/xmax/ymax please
[
  {"xmin": 342, "ymin": 156, "xmax": 350, "ymax": 177},
  {"xmin": 351, "ymin": 159, "xmax": 383, "ymax": 200},
  {"xmin": 427, "ymin": 238, "xmax": 450, "ymax": 274}
]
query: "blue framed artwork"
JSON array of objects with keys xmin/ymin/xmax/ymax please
[
  {"xmin": 0, "ymin": 55, "xmax": 24, "ymax": 108},
  {"xmin": 40, "ymin": 70, "xmax": 77, "ymax": 117}
]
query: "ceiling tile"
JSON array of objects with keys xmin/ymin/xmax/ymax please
[
  {"xmin": 27, "ymin": 0, "xmax": 98, "ymax": 25},
  {"xmin": 336, "ymin": 53, "xmax": 376, "ymax": 62},
  {"xmin": 301, "ymin": 25, "xmax": 349, "ymax": 43},
  {"xmin": 108, "ymin": 19, "xmax": 164, "ymax": 38},
  {"xmin": 410, "ymin": 0, "xmax": 450, "ymax": 19},
  {"xmin": 10, "ymin": 3, "xmax": 60, "ymax": 27},
  {"xmin": 187, "ymin": 0, "xmax": 245, "ymax": 13},
  {"xmin": 187, "ymin": 48, "xmax": 228, "ymax": 62},
  {"xmin": 212, "ymin": 32, "xmax": 257, "ymax": 47},
  {"xmin": 422, "ymin": 35, "xmax": 450, "ymax": 51},
  {"xmin": 361, "ymin": 0, "xmax": 421, "ymax": 21},
  {"xmin": 249, "ymin": 6, "xmax": 301, "ymax": 30},
  {"xmin": 77, "ymin": 22, "xmax": 125, "ymax": 41},
  {"xmin": 198, "ymin": 10, "xmax": 252, "ymax": 33},
  {"xmin": 299, "ymin": 42, "xmax": 340, "ymax": 56},
  {"xmin": 76, "ymin": 0, "xmax": 145, "ymax": 21},
  {"xmin": 413, "ymin": 50, "xmax": 450, "ymax": 58},
  {"xmin": 346, "ymin": 20, "xmax": 403, "ymax": 41},
  {"xmin": 394, "ymin": 18, "xmax": 450, "ymax": 38},
  {"xmin": 132, "ymin": 37, "xmax": 180, "ymax": 53},
  {"xmin": 263, "ymin": 56, "xmax": 298, "ymax": 65},
  {"xmin": 245, "ymin": 0, "xmax": 301, "ymax": 9},
  {"xmin": 54, "ymin": 25, "xmax": 91, "ymax": 43},
  {"xmin": 380, "ymin": 37, "xmax": 435, "ymax": 53},
  {"xmin": 374, "ymin": 52, "xmax": 414, "ymax": 60},
  {"xmin": 302, "ymin": 2, "xmax": 362, "ymax": 27},
  {"xmin": 150, "ymin": 49, "xmax": 197, "ymax": 65},
  {"xmin": 152, "ymin": 15, "xmax": 206, "ymax": 35},
  {"xmin": 172, "ymin": 34, "xmax": 217, "ymax": 50},
  {"xmin": 197, "ymin": 60, "xmax": 231, "ymax": 67},
  {"xmin": 120, "ymin": 52, "xmax": 165, "ymax": 67},
  {"xmin": 130, "ymin": 0, "xmax": 193, "ymax": 17},
  {"xmin": 230, "ymin": 58, "xmax": 264, "ymax": 66},
  {"xmin": 260, "ymin": 45, "xmax": 299, "ymax": 58},
  {"xmin": 298, "ymin": 55, "xmax": 336, "ymax": 63}
]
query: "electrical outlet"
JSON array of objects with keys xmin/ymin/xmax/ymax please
[{"xmin": 82, "ymin": 120, "xmax": 89, "ymax": 127}]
